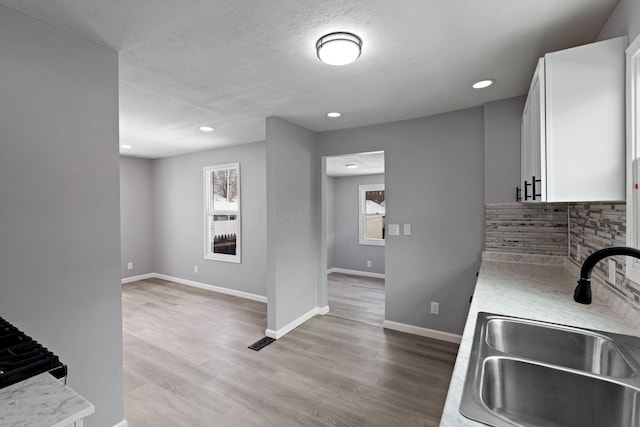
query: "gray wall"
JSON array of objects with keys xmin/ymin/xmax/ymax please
[
  {"xmin": 120, "ymin": 156, "xmax": 154, "ymax": 278},
  {"xmin": 330, "ymin": 174, "xmax": 385, "ymax": 274},
  {"xmin": 266, "ymin": 117, "xmax": 319, "ymax": 332},
  {"xmin": 326, "ymin": 176, "xmax": 336, "ymax": 270},
  {"xmin": 0, "ymin": 5, "xmax": 123, "ymax": 427},
  {"xmin": 152, "ymin": 141, "xmax": 267, "ymax": 297},
  {"xmin": 484, "ymin": 96, "xmax": 526, "ymax": 203},
  {"xmin": 318, "ymin": 108, "xmax": 484, "ymax": 335},
  {"xmin": 598, "ymin": 0, "xmax": 640, "ymax": 42}
]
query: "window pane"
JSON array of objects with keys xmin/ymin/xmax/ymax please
[
  {"xmin": 364, "ymin": 214, "xmax": 385, "ymax": 239},
  {"xmin": 364, "ymin": 190, "xmax": 384, "ymax": 240},
  {"xmin": 212, "ymin": 168, "xmax": 238, "ymax": 211},
  {"xmin": 211, "ymin": 214, "xmax": 238, "ymax": 255},
  {"xmin": 365, "ymin": 190, "xmax": 385, "ymax": 214}
]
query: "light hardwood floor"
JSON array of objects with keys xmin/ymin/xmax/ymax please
[
  {"xmin": 327, "ymin": 273, "xmax": 385, "ymax": 326},
  {"xmin": 122, "ymin": 278, "xmax": 458, "ymax": 427}
]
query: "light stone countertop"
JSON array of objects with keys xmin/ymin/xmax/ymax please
[
  {"xmin": 440, "ymin": 254, "xmax": 640, "ymax": 426},
  {"xmin": 0, "ymin": 372, "xmax": 94, "ymax": 427}
]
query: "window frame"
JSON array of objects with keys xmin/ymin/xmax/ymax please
[
  {"xmin": 626, "ymin": 35, "xmax": 640, "ymax": 283},
  {"xmin": 358, "ymin": 183, "xmax": 385, "ymax": 246},
  {"xmin": 203, "ymin": 162, "xmax": 241, "ymax": 263}
]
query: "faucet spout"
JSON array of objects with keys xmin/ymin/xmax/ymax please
[{"xmin": 574, "ymin": 246, "xmax": 640, "ymax": 304}]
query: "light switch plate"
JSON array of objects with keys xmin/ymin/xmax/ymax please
[
  {"xmin": 403, "ymin": 224, "xmax": 411, "ymax": 235},
  {"xmin": 388, "ymin": 224, "xmax": 400, "ymax": 236}
]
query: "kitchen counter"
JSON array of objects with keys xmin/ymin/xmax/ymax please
[
  {"xmin": 0, "ymin": 372, "xmax": 94, "ymax": 427},
  {"xmin": 440, "ymin": 253, "xmax": 640, "ymax": 426}
]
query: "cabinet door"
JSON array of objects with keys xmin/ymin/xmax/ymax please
[
  {"xmin": 521, "ymin": 58, "xmax": 546, "ymax": 202},
  {"xmin": 544, "ymin": 36, "xmax": 625, "ymax": 202}
]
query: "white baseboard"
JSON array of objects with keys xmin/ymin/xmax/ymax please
[
  {"xmin": 124, "ymin": 273, "xmax": 267, "ymax": 303},
  {"xmin": 121, "ymin": 273, "xmax": 154, "ymax": 284},
  {"xmin": 382, "ymin": 320, "xmax": 462, "ymax": 344},
  {"xmin": 153, "ymin": 273, "xmax": 268, "ymax": 303},
  {"xmin": 327, "ymin": 267, "xmax": 385, "ymax": 280},
  {"xmin": 265, "ymin": 306, "xmax": 325, "ymax": 339},
  {"xmin": 113, "ymin": 420, "xmax": 128, "ymax": 427}
]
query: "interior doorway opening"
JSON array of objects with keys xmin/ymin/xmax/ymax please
[{"xmin": 322, "ymin": 151, "xmax": 385, "ymax": 326}]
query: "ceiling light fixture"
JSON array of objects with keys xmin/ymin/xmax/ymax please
[
  {"xmin": 121, "ymin": 144, "xmax": 132, "ymax": 149},
  {"xmin": 316, "ymin": 32, "xmax": 362, "ymax": 66},
  {"xmin": 327, "ymin": 112, "xmax": 341, "ymax": 118},
  {"xmin": 346, "ymin": 164, "xmax": 358, "ymax": 169},
  {"xmin": 472, "ymin": 79, "xmax": 495, "ymax": 89},
  {"xmin": 199, "ymin": 126, "xmax": 214, "ymax": 132}
]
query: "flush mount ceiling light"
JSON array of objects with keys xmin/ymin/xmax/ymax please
[
  {"xmin": 346, "ymin": 164, "xmax": 358, "ymax": 169},
  {"xmin": 327, "ymin": 112, "xmax": 341, "ymax": 118},
  {"xmin": 472, "ymin": 79, "xmax": 495, "ymax": 89},
  {"xmin": 316, "ymin": 32, "xmax": 362, "ymax": 66},
  {"xmin": 199, "ymin": 126, "xmax": 214, "ymax": 132},
  {"xmin": 121, "ymin": 144, "xmax": 132, "ymax": 149}
]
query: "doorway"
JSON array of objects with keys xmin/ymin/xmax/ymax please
[{"xmin": 322, "ymin": 151, "xmax": 385, "ymax": 326}]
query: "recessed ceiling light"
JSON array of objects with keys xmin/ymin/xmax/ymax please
[
  {"xmin": 199, "ymin": 126, "xmax": 214, "ymax": 132},
  {"xmin": 316, "ymin": 32, "xmax": 362, "ymax": 66},
  {"xmin": 327, "ymin": 112, "xmax": 341, "ymax": 118},
  {"xmin": 121, "ymin": 144, "xmax": 132, "ymax": 149},
  {"xmin": 346, "ymin": 164, "xmax": 358, "ymax": 169},
  {"xmin": 472, "ymin": 79, "xmax": 495, "ymax": 89}
]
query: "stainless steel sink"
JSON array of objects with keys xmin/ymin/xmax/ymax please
[
  {"xmin": 485, "ymin": 317, "xmax": 635, "ymax": 377},
  {"xmin": 482, "ymin": 357, "xmax": 640, "ymax": 427},
  {"xmin": 460, "ymin": 313, "xmax": 640, "ymax": 427}
]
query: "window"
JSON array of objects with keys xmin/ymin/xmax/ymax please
[
  {"xmin": 627, "ymin": 34, "xmax": 640, "ymax": 282},
  {"xmin": 204, "ymin": 163, "xmax": 240, "ymax": 263},
  {"xmin": 359, "ymin": 184, "xmax": 385, "ymax": 246}
]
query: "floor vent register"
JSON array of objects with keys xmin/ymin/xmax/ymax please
[{"xmin": 248, "ymin": 337, "xmax": 275, "ymax": 351}]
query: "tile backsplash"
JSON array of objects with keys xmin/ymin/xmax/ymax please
[
  {"xmin": 485, "ymin": 202, "xmax": 640, "ymax": 310},
  {"xmin": 568, "ymin": 203, "xmax": 640, "ymax": 305},
  {"xmin": 485, "ymin": 203, "xmax": 568, "ymax": 255}
]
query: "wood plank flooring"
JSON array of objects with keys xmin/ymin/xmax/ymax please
[
  {"xmin": 327, "ymin": 273, "xmax": 385, "ymax": 326},
  {"xmin": 122, "ymin": 278, "xmax": 458, "ymax": 427}
]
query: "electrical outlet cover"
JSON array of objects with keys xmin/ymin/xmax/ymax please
[
  {"xmin": 430, "ymin": 301, "xmax": 439, "ymax": 315},
  {"xmin": 609, "ymin": 260, "xmax": 616, "ymax": 284}
]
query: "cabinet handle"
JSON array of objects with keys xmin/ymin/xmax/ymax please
[
  {"xmin": 532, "ymin": 176, "xmax": 542, "ymax": 200},
  {"xmin": 516, "ymin": 187, "xmax": 522, "ymax": 202},
  {"xmin": 524, "ymin": 181, "xmax": 532, "ymax": 200}
]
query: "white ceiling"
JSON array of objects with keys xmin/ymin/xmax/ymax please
[
  {"xmin": 0, "ymin": 0, "xmax": 619, "ymax": 158},
  {"xmin": 326, "ymin": 151, "xmax": 384, "ymax": 177}
]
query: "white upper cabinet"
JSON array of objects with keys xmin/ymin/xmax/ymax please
[{"xmin": 521, "ymin": 36, "xmax": 627, "ymax": 202}]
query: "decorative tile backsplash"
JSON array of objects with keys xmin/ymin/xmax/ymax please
[
  {"xmin": 485, "ymin": 202, "xmax": 640, "ymax": 310},
  {"xmin": 567, "ymin": 203, "xmax": 640, "ymax": 306},
  {"xmin": 485, "ymin": 203, "xmax": 568, "ymax": 255}
]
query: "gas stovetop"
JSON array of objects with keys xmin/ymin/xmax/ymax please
[{"xmin": 0, "ymin": 317, "xmax": 66, "ymax": 389}]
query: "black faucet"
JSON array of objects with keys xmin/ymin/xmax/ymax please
[{"xmin": 574, "ymin": 246, "xmax": 640, "ymax": 304}]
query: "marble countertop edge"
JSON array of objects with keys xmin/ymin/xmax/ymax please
[{"xmin": 0, "ymin": 373, "xmax": 94, "ymax": 427}]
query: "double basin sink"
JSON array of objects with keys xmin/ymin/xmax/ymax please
[{"xmin": 460, "ymin": 312, "xmax": 640, "ymax": 426}]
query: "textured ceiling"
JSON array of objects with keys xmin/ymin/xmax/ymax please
[
  {"xmin": 326, "ymin": 151, "xmax": 384, "ymax": 177},
  {"xmin": 0, "ymin": 0, "xmax": 619, "ymax": 158}
]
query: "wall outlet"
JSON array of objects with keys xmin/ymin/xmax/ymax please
[
  {"xmin": 609, "ymin": 259, "xmax": 616, "ymax": 284},
  {"xmin": 403, "ymin": 224, "xmax": 411, "ymax": 236},
  {"xmin": 127, "ymin": 262, "xmax": 133, "ymax": 270},
  {"xmin": 367, "ymin": 260, "xmax": 372, "ymax": 268},
  {"xmin": 430, "ymin": 301, "xmax": 439, "ymax": 315},
  {"xmin": 194, "ymin": 265, "xmax": 199, "ymax": 274}
]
